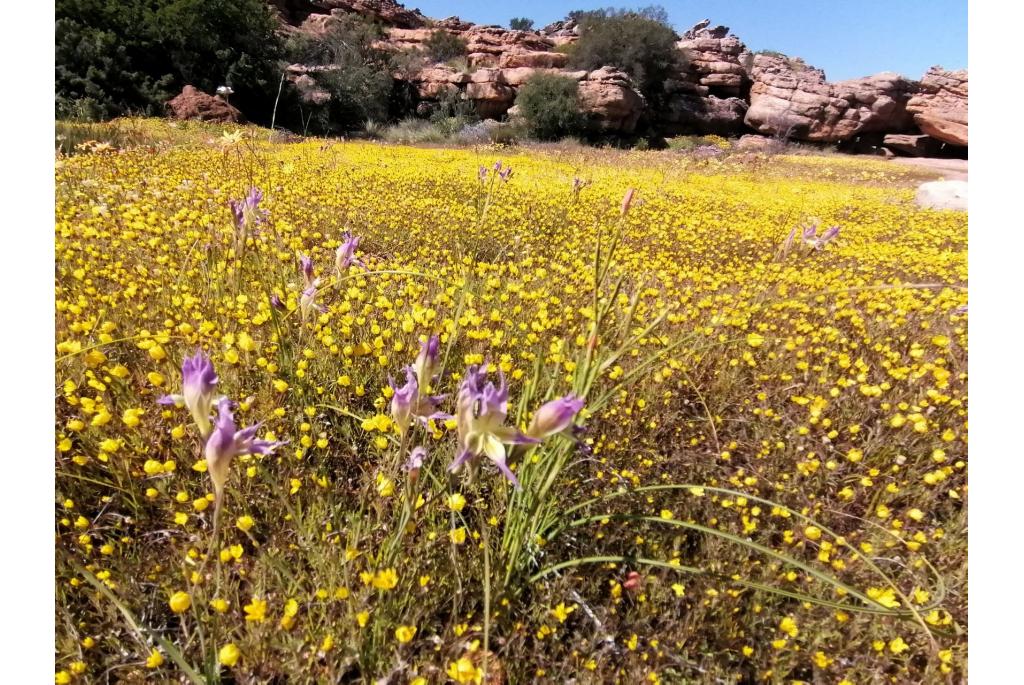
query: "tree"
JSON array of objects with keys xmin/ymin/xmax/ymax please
[
  {"xmin": 283, "ymin": 15, "xmax": 397, "ymax": 134},
  {"xmin": 55, "ymin": 0, "xmax": 282, "ymax": 121},
  {"xmin": 510, "ymin": 17, "xmax": 534, "ymax": 31},
  {"xmin": 566, "ymin": 6, "xmax": 683, "ymax": 109},
  {"xmin": 515, "ymin": 73, "xmax": 585, "ymax": 141}
]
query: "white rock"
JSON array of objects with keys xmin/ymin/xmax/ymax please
[{"xmin": 915, "ymin": 180, "xmax": 967, "ymax": 211}]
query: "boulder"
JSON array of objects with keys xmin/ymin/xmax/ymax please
[
  {"xmin": 882, "ymin": 133, "xmax": 945, "ymax": 157},
  {"xmin": 745, "ymin": 54, "xmax": 918, "ymax": 142},
  {"xmin": 662, "ymin": 94, "xmax": 748, "ymax": 135},
  {"xmin": 735, "ymin": 134, "xmax": 778, "ymax": 151},
  {"xmin": 915, "ymin": 180, "xmax": 967, "ymax": 210},
  {"xmin": 166, "ymin": 86, "xmax": 243, "ymax": 123},
  {"xmin": 464, "ymin": 82, "xmax": 516, "ymax": 118},
  {"xmin": 906, "ymin": 67, "xmax": 967, "ymax": 146},
  {"xmin": 578, "ymin": 68, "xmax": 645, "ymax": 133}
]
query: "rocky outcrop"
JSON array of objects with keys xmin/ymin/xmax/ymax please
[
  {"xmin": 676, "ymin": 21, "xmax": 751, "ymax": 97},
  {"xmin": 578, "ymin": 67, "xmax": 646, "ymax": 133},
  {"xmin": 264, "ymin": 1, "xmax": 967, "ymax": 151},
  {"xmin": 745, "ymin": 54, "xmax": 918, "ymax": 142},
  {"xmin": 166, "ymin": 86, "xmax": 243, "ymax": 123},
  {"xmin": 906, "ymin": 67, "xmax": 967, "ymax": 146}
]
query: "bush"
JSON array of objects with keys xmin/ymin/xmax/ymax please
[
  {"xmin": 567, "ymin": 6, "xmax": 684, "ymax": 109},
  {"xmin": 514, "ymin": 73, "xmax": 585, "ymax": 141},
  {"xmin": 56, "ymin": 0, "xmax": 282, "ymax": 121},
  {"xmin": 510, "ymin": 17, "xmax": 534, "ymax": 31},
  {"xmin": 424, "ymin": 30, "xmax": 468, "ymax": 63},
  {"xmin": 282, "ymin": 15, "xmax": 397, "ymax": 134}
]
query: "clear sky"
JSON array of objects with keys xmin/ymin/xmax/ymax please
[{"xmin": 407, "ymin": 0, "xmax": 966, "ymax": 81}]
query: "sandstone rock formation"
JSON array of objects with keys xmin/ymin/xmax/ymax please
[
  {"xmin": 906, "ymin": 67, "xmax": 968, "ymax": 146},
  {"xmin": 262, "ymin": 1, "xmax": 968, "ymax": 152},
  {"xmin": 578, "ymin": 67, "xmax": 646, "ymax": 133},
  {"xmin": 166, "ymin": 86, "xmax": 243, "ymax": 123},
  {"xmin": 745, "ymin": 55, "xmax": 918, "ymax": 143}
]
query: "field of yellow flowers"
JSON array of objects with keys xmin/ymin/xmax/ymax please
[{"xmin": 55, "ymin": 121, "xmax": 966, "ymax": 684}]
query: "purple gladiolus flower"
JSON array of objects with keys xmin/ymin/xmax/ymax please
[
  {"xmin": 205, "ymin": 400, "xmax": 283, "ymax": 501},
  {"xmin": 390, "ymin": 366, "xmax": 449, "ymax": 438},
  {"xmin": 448, "ymin": 365, "xmax": 539, "ymax": 489},
  {"xmin": 798, "ymin": 221, "xmax": 841, "ymax": 250},
  {"xmin": 413, "ymin": 335, "xmax": 441, "ymax": 390},
  {"xmin": 157, "ymin": 350, "xmax": 222, "ymax": 437},
  {"xmin": 299, "ymin": 253, "xmax": 315, "ymax": 288},
  {"xmin": 335, "ymin": 232, "xmax": 366, "ymax": 273},
  {"xmin": 498, "ymin": 166, "xmax": 513, "ymax": 182},
  {"xmin": 819, "ymin": 225, "xmax": 840, "ymax": 244},
  {"xmin": 229, "ymin": 187, "xmax": 267, "ymax": 230},
  {"xmin": 269, "ymin": 294, "xmax": 285, "ymax": 311},
  {"xmin": 478, "ymin": 165, "xmax": 488, "ymax": 181},
  {"xmin": 528, "ymin": 394, "xmax": 585, "ymax": 439},
  {"xmin": 493, "ymin": 160, "xmax": 503, "ymax": 172}
]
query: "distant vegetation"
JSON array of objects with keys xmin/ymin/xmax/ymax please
[
  {"xmin": 282, "ymin": 16, "xmax": 398, "ymax": 134},
  {"xmin": 515, "ymin": 73, "xmax": 585, "ymax": 141},
  {"xmin": 56, "ymin": 0, "xmax": 282, "ymax": 121},
  {"xmin": 566, "ymin": 6, "xmax": 685, "ymax": 110},
  {"xmin": 510, "ymin": 17, "xmax": 535, "ymax": 31},
  {"xmin": 424, "ymin": 30, "xmax": 469, "ymax": 63}
]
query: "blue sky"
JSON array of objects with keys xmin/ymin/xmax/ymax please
[{"xmin": 409, "ymin": 1, "xmax": 966, "ymax": 81}]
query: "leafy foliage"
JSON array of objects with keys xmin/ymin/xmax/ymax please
[
  {"xmin": 56, "ymin": 0, "xmax": 282, "ymax": 121},
  {"xmin": 424, "ymin": 30, "xmax": 469, "ymax": 63},
  {"xmin": 515, "ymin": 73, "xmax": 585, "ymax": 141},
  {"xmin": 567, "ymin": 6, "xmax": 684, "ymax": 108},
  {"xmin": 510, "ymin": 17, "xmax": 535, "ymax": 31},
  {"xmin": 282, "ymin": 15, "xmax": 398, "ymax": 134}
]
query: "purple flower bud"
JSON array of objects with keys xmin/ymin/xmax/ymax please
[
  {"xmin": 390, "ymin": 367, "xmax": 418, "ymax": 437},
  {"xmin": 269, "ymin": 294, "xmax": 285, "ymax": 310},
  {"xmin": 528, "ymin": 394, "xmax": 585, "ymax": 439},
  {"xmin": 406, "ymin": 446, "xmax": 427, "ymax": 484},
  {"xmin": 300, "ymin": 284, "xmax": 324, "ymax": 322},
  {"xmin": 413, "ymin": 334, "xmax": 441, "ymax": 390},
  {"xmin": 621, "ymin": 188, "xmax": 636, "ymax": 216},
  {"xmin": 499, "ymin": 167, "xmax": 513, "ymax": 182},
  {"xmin": 299, "ymin": 253, "xmax": 315, "ymax": 288},
  {"xmin": 493, "ymin": 160, "xmax": 502, "ymax": 172},
  {"xmin": 157, "ymin": 349, "xmax": 220, "ymax": 437},
  {"xmin": 478, "ymin": 165, "xmax": 488, "ymax": 181}
]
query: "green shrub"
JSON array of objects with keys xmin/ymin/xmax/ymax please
[
  {"xmin": 56, "ymin": 0, "xmax": 282, "ymax": 121},
  {"xmin": 424, "ymin": 30, "xmax": 468, "ymax": 63},
  {"xmin": 515, "ymin": 73, "xmax": 585, "ymax": 141},
  {"xmin": 282, "ymin": 15, "xmax": 397, "ymax": 134},
  {"xmin": 567, "ymin": 6, "xmax": 684, "ymax": 109},
  {"xmin": 510, "ymin": 17, "xmax": 534, "ymax": 31}
]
